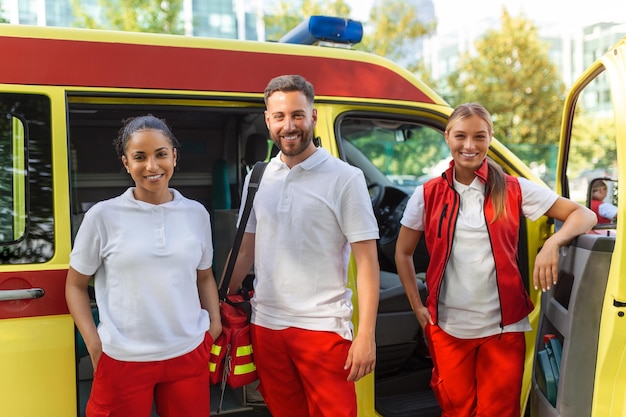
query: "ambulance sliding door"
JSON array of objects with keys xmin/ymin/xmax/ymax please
[{"xmin": 0, "ymin": 90, "xmax": 76, "ymax": 417}]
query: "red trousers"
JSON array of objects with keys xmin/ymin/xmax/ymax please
[
  {"xmin": 250, "ymin": 324, "xmax": 357, "ymax": 417},
  {"xmin": 87, "ymin": 334, "xmax": 212, "ymax": 417},
  {"xmin": 426, "ymin": 324, "xmax": 526, "ymax": 417}
]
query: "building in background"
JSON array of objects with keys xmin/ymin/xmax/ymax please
[
  {"xmin": 190, "ymin": 0, "xmax": 264, "ymax": 40},
  {"xmin": 578, "ymin": 21, "xmax": 626, "ymax": 116},
  {"xmin": 382, "ymin": 0, "xmax": 436, "ymax": 68},
  {"xmin": 423, "ymin": 16, "xmax": 625, "ymax": 115},
  {"xmin": 4, "ymin": 0, "xmax": 624, "ymax": 115},
  {"xmin": 2, "ymin": 0, "xmax": 265, "ymax": 40}
]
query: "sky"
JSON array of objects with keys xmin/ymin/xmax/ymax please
[{"xmin": 346, "ymin": 0, "xmax": 626, "ymax": 34}]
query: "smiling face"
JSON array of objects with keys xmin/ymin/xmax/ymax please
[
  {"xmin": 121, "ymin": 128, "xmax": 177, "ymax": 204},
  {"xmin": 265, "ymin": 90, "xmax": 318, "ymax": 168},
  {"xmin": 444, "ymin": 114, "xmax": 493, "ymax": 185}
]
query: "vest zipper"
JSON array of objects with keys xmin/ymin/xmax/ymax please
[{"xmin": 438, "ymin": 204, "xmax": 448, "ymax": 238}]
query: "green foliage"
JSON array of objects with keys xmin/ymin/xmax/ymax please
[
  {"xmin": 0, "ymin": 0, "xmax": 7, "ymax": 23},
  {"xmin": 263, "ymin": 0, "xmax": 434, "ymax": 68},
  {"xmin": 442, "ymin": 9, "xmax": 565, "ymax": 174},
  {"xmin": 264, "ymin": 0, "xmax": 352, "ymax": 41},
  {"xmin": 356, "ymin": 0, "xmax": 435, "ymax": 71},
  {"xmin": 71, "ymin": 0, "xmax": 183, "ymax": 34},
  {"xmin": 568, "ymin": 111, "xmax": 617, "ymax": 178},
  {"xmin": 352, "ymin": 126, "xmax": 447, "ymax": 180}
]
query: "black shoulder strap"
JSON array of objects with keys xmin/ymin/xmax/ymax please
[{"xmin": 218, "ymin": 161, "xmax": 268, "ymax": 300}]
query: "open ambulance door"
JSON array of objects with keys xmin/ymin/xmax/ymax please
[{"xmin": 530, "ymin": 36, "xmax": 626, "ymax": 417}]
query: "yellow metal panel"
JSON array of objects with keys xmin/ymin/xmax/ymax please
[
  {"xmin": 591, "ymin": 36, "xmax": 626, "ymax": 417},
  {"xmin": 0, "ymin": 315, "xmax": 77, "ymax": 417}
]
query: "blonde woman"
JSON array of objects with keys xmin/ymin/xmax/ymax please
[{"xmin": 395, "ymin": 103, "xmax": 596, "ymax": 417}]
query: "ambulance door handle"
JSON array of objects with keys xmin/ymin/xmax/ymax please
[{"xmin": 0, "ymin": 288, "xmax": 45, "ymax": 301}]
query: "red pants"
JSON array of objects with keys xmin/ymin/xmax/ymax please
[
  {"xmin": 250, "ymin": 324, "xmax": 357, "ymax": 417},
  {"xmin": 87, "ymin": 334, "xmax": 212, "ymax": 417},
  {"xmin": 426, "ymin": 324, "xmax": 525, "ymax": 417}
]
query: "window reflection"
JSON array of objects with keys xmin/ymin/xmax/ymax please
[
  {"xmin": 0, "ymin": 94, "xmax": 54, "ymax": 263},
  {"xmin": 339, "ymin": 117, "xmax": 448, "ymax": 194},
  {"xmin": 567, "ymin": 70, "xmax": 617, "ymax": 232}
]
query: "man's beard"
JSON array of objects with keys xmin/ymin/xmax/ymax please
[{"xmin": 273, "ymin": 130, "xmax": 313, "ymax": 157}]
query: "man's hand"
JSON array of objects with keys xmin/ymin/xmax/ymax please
[{"xmin": 344, "ymin": 334, "xmax": 376, "ymax": 382}]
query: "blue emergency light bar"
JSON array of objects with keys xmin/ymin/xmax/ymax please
[{"xmin": 278, "ymin": 16, "xmax": 363, "ymax": 46}]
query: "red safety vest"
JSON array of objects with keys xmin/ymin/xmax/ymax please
[
  {"xmin": 421, "ymin": 159, "xmax": 534, "ymax": 327},
  {"xmin": 590, "ymin": 199, "xmax": 611, "ymax": 224}
]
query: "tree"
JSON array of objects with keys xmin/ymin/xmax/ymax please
[
  {"xmin": 442, "ymin": 9, "xmax": 565, "ymax": 172},
  {"xmin": 264, "ymin": 0, "xmax": 352, "ymax": 41},
  {"xmin": 264, "ymin": 0, "xmax": 435, "ymax": 71},
  {"xmin": 357, "ymin": 0, "xmax": 435, "ymax": 71},
  {"xmin": 0, "ymin": 0, "xmax": 8, "ymax": 23},
  {"xmin": 71, "ymin": 0, "xmax": 183, "ymax": 34}
]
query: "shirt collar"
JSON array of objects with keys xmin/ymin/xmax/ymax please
[
  {"xmin": 445, "ymin": 157, "xmax": 489, "ymax": 192},
  {"xmin": 269, "ymin": 147, "xmax": 329, "ymax": 171},
  {"xmin": 452, "ymin": 170, "xmax": 485, "ymax": 194},
  {"xmin": 123, "ymin": 187, "xmax": 182, "ymax": 208}
]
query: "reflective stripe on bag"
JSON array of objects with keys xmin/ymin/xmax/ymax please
[{"xmin": 233, "ymin": 362, "xmax": 256, "ymax": 376}]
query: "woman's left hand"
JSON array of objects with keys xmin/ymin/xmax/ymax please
[
  {"xmin": 535, "ymin": 197, "xmax": 598, "ymax": 292},
  {"xmin": 533, "ymin": 239, "xmax": 560, "ymax": 292}
]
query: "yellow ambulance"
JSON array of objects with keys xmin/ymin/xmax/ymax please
[{"xmin": 0, "ymin": 16, "xmax": 621, "ymax": 417}]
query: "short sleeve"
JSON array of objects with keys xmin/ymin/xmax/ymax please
[
  {"xmin": 69, "ymin": 209, "xmax": 103, "ymax": 276},
  {"xmin": 400, "ymin": 185, "xmax": 425, "ymax": 231},
  {"xmin": 518, "ymin": 177, "xmax": 559, "ymax": 221},
  {"xmin": 197, "ymin": 212, "xmax": 214, "ymax": 271},
  {"xmin": 337, "ymin": 170, "xmax": 379, "ymax": 243}
]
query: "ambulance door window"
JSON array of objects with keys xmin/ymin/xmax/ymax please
[
  {"xmin": 0, "ymin": 113, "xmax": 26, "ymax": 243},
  {"xmin": 338, "ymin": 117, "xmax": 448, "ymax": 194},
  {"xmin": 566, "ymin": 70, "xmax": 617, "ymax": 230},
  {"xmin": 0, "ymin": 93, "xmax": 54, "ymax": 263}
]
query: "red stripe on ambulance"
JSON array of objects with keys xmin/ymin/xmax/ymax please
[{"xmin": 0, "ymin": 36, "xmax": 434, "ymax": 104}]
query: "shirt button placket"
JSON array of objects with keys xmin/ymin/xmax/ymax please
[{"xmin": 154, "ymin": 207, "xmax": 166, "ymax": 248}]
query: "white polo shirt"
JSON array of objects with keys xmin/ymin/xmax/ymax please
[
  {"xmin": 70, "ymin": 188, "xmax": 213, "ymax": 361},
  {"xmin": 241, "ymin": 148, "xmax": 379, "ymax": 340},
  {"xmin": 401, "ymin": 175, "xmax": 558, "ymax": 338}
]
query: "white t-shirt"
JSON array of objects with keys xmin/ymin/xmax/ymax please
[
  {"xmin": 401, "ymin": 175, "xmax": 558, "ymax": 338},
  {"xmin": 70, "ymin": 188, "xmax": 213, "ymax": 361},
  {"xmin": 598, "ymin": 201, "xmax": 618, "ymax": 221},
  {"xmin": 241, "ymin": 148, "xmax": 379, "ymax": 340}
]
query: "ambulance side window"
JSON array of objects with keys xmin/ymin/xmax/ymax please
[
  {"xmin": 566, "ymin": 71, "xmax": 617, "ymax": 228},
  {"xmin": 0, "ymin": 94, "xmax": 54, "ymax": 263},
  {"xmin": 338, "ymin": 117, "xmax": 448, "ymax": 193}
]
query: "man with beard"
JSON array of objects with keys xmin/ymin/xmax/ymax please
[{"xmin": 224, "ymin": 74, "xmax": 380, "ymax": 417}]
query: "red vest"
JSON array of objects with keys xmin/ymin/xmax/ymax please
[
  {"xmin": 590, "ymin": 199, "xmax": 611, "ymax": 224},
  {"xmin": 421, "ymin": 159, "xmax": 534, "ymax": 327}
]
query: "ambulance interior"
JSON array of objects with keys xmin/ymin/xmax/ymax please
[{"xmin": 67, "ymin": 96, "xmax": 452, "ymax": 416}]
